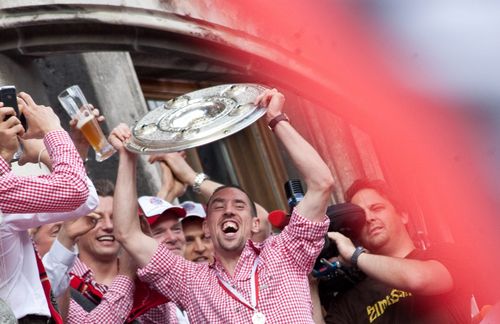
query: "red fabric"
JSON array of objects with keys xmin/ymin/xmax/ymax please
[
  {"xmin": 126, "ymin": 279, "xmax": 170, "ymax": 323},
  {"xmin": 70, "ymin": 275, "xmax": 104, "ymax": 305},
  {"xmin": 34, "ymin": 248, "xmax": 63, "ymax": 324}
]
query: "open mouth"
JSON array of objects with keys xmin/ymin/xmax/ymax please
[
  {"xmin": 221, "ymin": 220, "xmax": 239, "ymax": 234},
  {"xmin": 96, "ymin": 235, "xmax": 115, "ymax": 242}
]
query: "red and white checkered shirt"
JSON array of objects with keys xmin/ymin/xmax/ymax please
[
  {"xmin": 138, "ymin": 209, "xmax": 329, "ymax": 323},
  {"xmin": 68, "ymin": 274, "xmax": 135, "ymax": 324},
  {"xmin": 0, "ymin": 130, "xmax": 89, "ymax": 214},
  {"xmin": 139, "ymin": 302, "xmax": 183, "ymax": 324},
  {"xmin": 69, "ymin": 258, "xmax": 172, "ymax": 323}
]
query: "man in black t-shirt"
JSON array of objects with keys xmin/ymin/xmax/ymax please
[{"xmin": 325, "ymin": 179, "xmax": 470, "ymax": 323}]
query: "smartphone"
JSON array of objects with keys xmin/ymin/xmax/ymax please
[{"xmin": 0, "ymin": 85, "xmax": 27, "ymax": 130}]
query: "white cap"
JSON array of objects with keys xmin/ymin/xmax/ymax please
[
  {"xmin": 180, "ymin": 200, "xmax": 206, "ymax": 220},
  {"xmin": 138, "ymin": 196, "xmax": 186, "ymax": 225}
]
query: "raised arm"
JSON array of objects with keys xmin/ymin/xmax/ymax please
[
  {"xmin": 149, "ymin": 152, "xmax": 222, "ymax": 199},
  {"xmin": 43, "ymin": 213, "xmax": 100, "ymax": 297},
  {"xmin": 148, "ymin": 153, "xmax": 187, "ymax": 202},
  {"xmin": 0, "ymin": 92, "xmax": 89, "ymax": 214},
  {"xmin": 256, "ymin": 89, "xmax": 334, "ymax": 222},
  {"xmin": 108, "ymin": 124, "xmax": 158, "ymax": 267},
  {"xmin": 0, "ymin": 104, "xmax": 25, "ymax": 162},
  {"xmin": 3, "ymin": 177, "xmax": 98, "ymax": 230}
]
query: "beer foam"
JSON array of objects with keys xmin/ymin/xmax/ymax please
[{"xmin": 76, "ymin": 114, "xmax": 94, "ymax": 129}]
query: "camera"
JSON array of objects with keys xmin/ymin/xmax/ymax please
[
  {"xmin": 316, "ymin": 203, "xmax": 366, "ymax": 264},
  {"xmin": 314, "ymin": 202, "xmax": 367, "ymax": 299}
]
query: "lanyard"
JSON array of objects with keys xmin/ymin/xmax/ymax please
[{"xmin": 216, "ymin": 257, "xmax": 260, "ymax": 312}]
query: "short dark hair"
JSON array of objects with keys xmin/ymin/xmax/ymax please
[
  {"xmin": 93, "ymin": 179, "xmax": 115, "ymax": 197},
  {"xmin": 207, "ymin": 185, "xmax": 258, "ymax": 217},
  {"xmin": 345, "ymin": 179, "xmax": 405, "ymax": 214},
  {"xmin": 181, "ymin": 216, "xmax": 204, "ymax": 230}
]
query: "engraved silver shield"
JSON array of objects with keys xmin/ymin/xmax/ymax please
[{"xmin": 125, "ymin": 83, "xmax": 269, "ymax": 154}]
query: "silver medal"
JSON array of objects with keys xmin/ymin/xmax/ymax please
[{"xmin": 252, "ymin": 311, "xmax": 266, "ymax": 324}]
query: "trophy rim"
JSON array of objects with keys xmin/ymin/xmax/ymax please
[{"xmin": 125, "ymin": 83, "xmax": 269, "ymax": 154}]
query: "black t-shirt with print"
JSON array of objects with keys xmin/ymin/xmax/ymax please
[{"xmin": 324, "ymin": 243, "xmax": 471, "ymax": 324}]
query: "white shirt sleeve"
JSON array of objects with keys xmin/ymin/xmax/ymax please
[
  {"xmin": 2, "ymin": 177, "xmax": 98, "ymax": 231},
  {"xmin": 42, "ymin": 239, "xmax": 77, "ymax": 297}
]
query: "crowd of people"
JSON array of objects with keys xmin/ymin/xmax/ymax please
[{"xmin": 0, "ymin": 88, "xmax": 472, "ymax": 323}]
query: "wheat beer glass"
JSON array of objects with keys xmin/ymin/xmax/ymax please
[{"xmin": 58, "ymin": 85, "xmax": 116, "ymax": 162}]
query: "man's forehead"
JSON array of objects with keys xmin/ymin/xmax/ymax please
[
  {"xmin": 352, "ymin": 188, "xmax": 390, "ymax": 206},
  {"xmin": 183, "ymin": 223, "xmax": 205, "ymax": 236},
  {"xmin": 211, "ymin": 187, "xmax": 248, "ymax": 201},
  {"xmin": 151, "ymin": 214, "xmax": 182, "ymax": 228},
  {"xmin": 98, "ymin": 195, "xmax": 113, "ymax": 203},
  {"xmin": 95, "ymin": 195, "xmax": 113, "ymax": 211}
]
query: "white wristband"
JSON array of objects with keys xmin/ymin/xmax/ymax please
[{"xmin": 37, "ymin": 148, "xmax": 48, "ymax": 169}]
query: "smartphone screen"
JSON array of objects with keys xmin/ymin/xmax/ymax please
[{"xmin": 0, "ymin": 85, "xmax": 27, "ymax": 130}]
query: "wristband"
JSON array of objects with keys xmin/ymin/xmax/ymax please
[
  {"xmin": 268, "ymin": 113, "xmax": 289, "ymax": 131},
  {"xmin": 192, "ymin": 172, "xmax": 209, "ymax": 194},
  {"xmin": 37, "ymin": 148, "xmax": 48, "ymax": 169},
  {"xmin": 351, "ymin": 246, "xmax": 367, "ymax": 268}
]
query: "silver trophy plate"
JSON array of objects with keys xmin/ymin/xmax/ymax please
[{"xmin": 125, "ymin": 83, "xmax": 269, "ymax": 154}]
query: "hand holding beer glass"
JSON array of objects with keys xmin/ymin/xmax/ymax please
[{"xmin": 58, "ymin": 85, "xmax": 116, "ymax": 162}]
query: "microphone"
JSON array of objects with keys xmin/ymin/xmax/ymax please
[
  {"xmin": 270, "ymin": 179, "xmax": 305, "ymax": 230},
  {"xmin": 284, "ymin": 179, "xmax": 304, "ymax": 210},
  {"xmin": 268, "ymin": 210, "xmax": 289, "ymax": 230}
]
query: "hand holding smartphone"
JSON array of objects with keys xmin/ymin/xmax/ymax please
[
  {"xmin": 0, "ymin": 85, "xmax": 27, "ymax": 130},
  {"xmin": 0, "ymin": 85, "xmax": 26, "ymax": 162}
]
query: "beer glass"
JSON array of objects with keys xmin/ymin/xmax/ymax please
[{"xmin": 57, "ymin": 85, "xmax": 116, "ymax": 162}]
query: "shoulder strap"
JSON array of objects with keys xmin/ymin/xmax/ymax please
[
  {"xmin": 70, "ymin": 287, "xmax": 141, "ymax": 324},
  {"xmin": 70, "ymin": 287, "xmax": 99, "ymax": 312}
]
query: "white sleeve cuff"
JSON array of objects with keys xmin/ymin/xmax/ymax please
[
  {"xmin": 49, "ymin": 238, "xmax": 78, "ymax": 266},
  {"xmin": 43, "ymin": 239, "xmax": 78, "ymax": 298}
]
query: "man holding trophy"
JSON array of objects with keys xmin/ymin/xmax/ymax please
[{"xmin": 108, "ymin": 88, "xmax": 334, "ymax": 323}]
